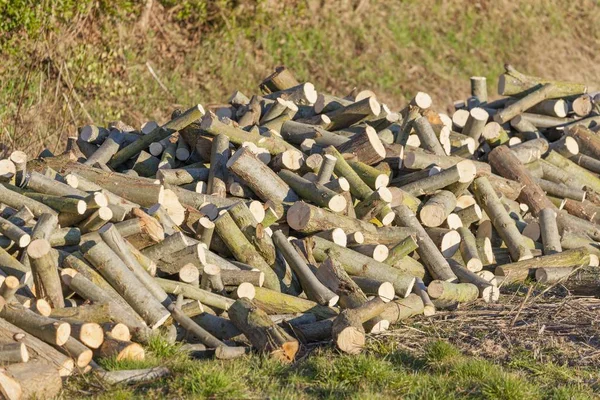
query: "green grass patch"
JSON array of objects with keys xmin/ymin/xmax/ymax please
[{"xmin": 65, "ymin": 339, "xmax": 600, "ymax": 399}]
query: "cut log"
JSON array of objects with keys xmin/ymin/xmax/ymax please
[
  {"xmin": 81, "ymin": 241, "xmax": 170, "ymax": 329},
  {"xmin": 0, "ymin": 360, "xmax": 62, "ymax": 400},
  {"xmin": 472, "ymin": 176, "xmax": 533, "ymax": 261},
  {"xmin": 27, "ymin": 239, "xmax": 64, "ymax": 308},
  {"xmin": 336, "ymin": 126, "xmax": 386, "ymax": 165},
  {"xmin": 332, "ymin": 297, "xmax": 390, "ymax": 354},
  {"xmin": 213, "ymin": 211, "xmax": 280, "ymax": 291},
  {"xmin": 278, "ymin": 170, "xmax": 346, "ymax": 212},
  {"xmin": 495, "ymin": 247, "xmax": 594, "ymax": 282},
  {"xmin": 392, "ymin": 205, "xmax": 457, "ymax": 281},
  {"xmin": 498, "ymin": 64, "xmax": 586, "ymax": 98},
  {"xmin": 95, "ymin": 335, "xmax": 145, "ymax": 361},
  {"xmin": 308, "ymin": 236, "xmax": 420, "ymax": 296},
  {"xmin": 287, "ymin": 201, "xmax": 376, "ymax": 234},
  {"xmin": 427, "ymin": 280, "xmax": 479, "ymax": 303},
  {"xmin": 228, "ymin": 298, "xmax": 299, "ymax": 362}
]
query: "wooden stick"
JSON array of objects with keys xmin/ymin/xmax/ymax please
[
  {"xmin": 495, "ymin": 83, "xmax": 555, "ymax": 124},
  {"xmin": 413, "ymin": 277, "xmax": 435, "ymax": 316}
]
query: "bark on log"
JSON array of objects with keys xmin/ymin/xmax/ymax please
[
  {"xmin": 279, "ymin": 170, "xmax": 346, "ymax": 213},
  {"xmin": 489, "ymin": 146, "xmax": 555, "ymax": 217},
  {"xmin": 287, "ymin": 201, "xmax": 376, "ymax": 234},
  {"xmin": 0, "ymin": 360, "xmax": 62, "ymax": 400},
  {"xmin": 109, "ymin": 104, "xmax": 204, "ymax": 167},
  {"xmin": 336, "ymin": 126, "xmax": 386, "ymax": 165},
  {"xmin": 228, "ymin": 298, "xmax": 299, "ymax": 362},
  {"xmin": 307, "ymin": 236, "xmax": 420, "ymax": 296},
  {"xmin": 332, "ymin": 297, "xmax": 389, "ymax": 354},
  {"xmin": 497, "ymin": 64, "xmax": 586, "ymax": 98},
  {"xmin": 495, "ymin": 247, "xmax": 594, "ymax": 282},
  {"xmin": 27, "ymin": 239, "xmax": 64, "ymax": 308},
  {"xmin": 273, "ymin": 230, "xmax": 338, "ymax": 306},
  {"xmin": 213, "ymin": 211, "xmax": 280, "ymax": 291},
  {"xmin": 392, "ymin": 205, "xmax": 457, "ymax": 281},
  {"xmin": 81, "ymin": 241, "xmax": 170, "ymax": 329},
  {"xmin": 252, "ymin": 286, "xmax": 338, "ymax": 320},
  {"xmin": 494, "ymin": 83, "xmax": 555, "ymax": 124},
  {"xmin": 472, "ymin": 176, "xmax": 533, "ymax": 261}
]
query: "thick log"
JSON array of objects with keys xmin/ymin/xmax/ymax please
[
  {"xmin": 213, "ymin": 211, "xmax": 280, "ymax": 291},
  {"xmin": 489, "ymin": 146, "xmax": 555, "ymax": 217},
  {"xmin": 326, "ymin": 97, "xmax": 381, "ymax": 131},
  {"xmin": 399, "ymin": 160, "xmax": 476, "ymax": 197},
  {"xmin": 419, "ymin": 190, "xmax": 456, "ymax": 227},
  {"xmin": 495, "ymin": 247, "xmax": 594, "ymax": 282},
  {"xmin": 279, "ymin": 170, "xmax": 346, "ymax": 213},
  {"xmin": 82, "ymin": 241, "xmax": 170, "ymax": 329},
  {"xmin": 0, "ymin": 302, "xmax": 70, "ymax": 346},
  {"xmin": 392, "ymin": 205, "xmax": 457, "ymax": 281},
  {"xmin": 545, "ymin": 151, "xmax": 600, "ymax": 193},
  {"xmin": 0, "ymin": 360, "xmax": 62, "ymax": 400},
  {"xmin": 427, "ymin": 280, "xmax": 479, "ymax": 303},
  {"xmin": 287, "ymin": 201, "xmax": 376, "ymax": 234},
  {"xmin": 0, "ymin": 318, "xmax": 73, "ymax": 376},
  {"xmin": 332, "ymin": 297, "xmax": 389, "ymax": 354},
  {"xmin": 472, "ymin": 176, "xmax": 533, "ymax": 261},
  {"xmin": 228, "ymin": 298, "xmax": 299, "ymax": 362},
  {"xmin": 95, "ymin": 334, "xmax": 145, "ymax": 361},
  {"xmin": 27, "ymin": 239, "xmax": 64, "ymax": 308},
  {"xmin": 227, "ymin": 147, "xmax": 298, "ymax": 203},
  {"xmin": 497, "ymin": 64, "xmax": 586, "ymax": 98},
  {"xmin": 252, "ymin": 286, "xmax": 338, "ymax": 320},
  {"xmin": 336, "ymin": 126, "xmax": 386, "ymax": 165},
  {"xmin": 308, "ymin": 236, "xmax": 420, "ymax": 296}
]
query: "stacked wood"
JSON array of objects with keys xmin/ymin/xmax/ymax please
[{"xmin": 0, "ymin": 64, "xmax": 596, "ymax": 380}]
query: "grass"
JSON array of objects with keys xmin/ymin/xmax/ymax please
[
  {"xmin": 65, "ymin": 335, "xmax": 600, "ymax": 399},
  {"xmin": 1, "ymin": 0, "xmax": 600, "ymax": 155}
]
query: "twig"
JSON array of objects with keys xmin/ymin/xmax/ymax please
[
  {"xmin": 62, "ymin": 61, "xmax": 94, "ymax": 124},
  {"xmin": 510, "ymin": 285, "xmax": 534, "ymax": 327},
  {"xmin": 146, "ymin": 61, "xmax": 171, "ymax": 96}
]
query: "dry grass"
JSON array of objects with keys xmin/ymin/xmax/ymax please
[{"xmin": 2, "ymin": 0, "xmax": 600, "ymax": 156}]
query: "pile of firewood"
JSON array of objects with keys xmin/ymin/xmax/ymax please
[{"xmin": 0, "ymin": 64, "xmax": 598, "ymax": 398}]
